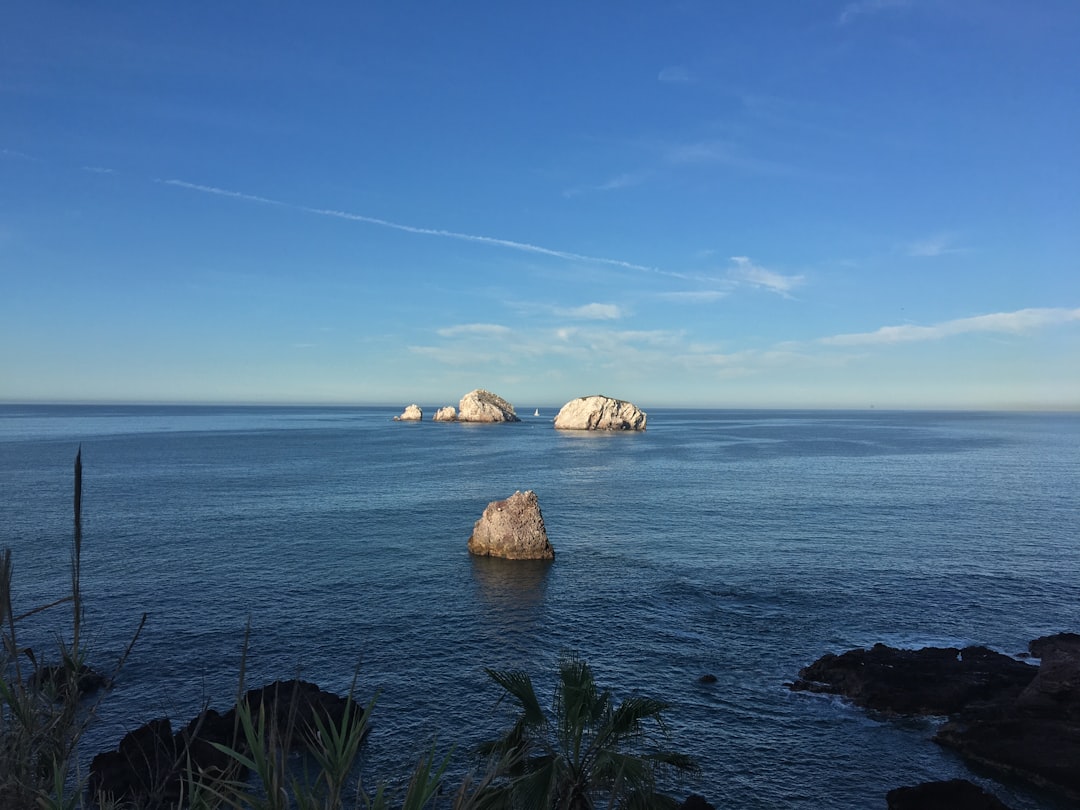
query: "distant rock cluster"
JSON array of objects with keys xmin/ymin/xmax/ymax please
[{"xmin": 393, "ymin": 391, "xmax": 646, "ymax": 430}]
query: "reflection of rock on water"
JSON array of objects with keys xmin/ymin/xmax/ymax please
[{"xmin": 470, "ymin": 555, "xmax": 552, "ymax": 615}]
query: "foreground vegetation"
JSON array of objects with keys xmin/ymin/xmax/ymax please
[{"xmin": 1, "ymin": 451, "xmax": 697, "ymax": 809}]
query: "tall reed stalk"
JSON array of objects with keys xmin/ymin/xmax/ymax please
[{"xmin": 1, "ymin": 449, "xmax": 145, "ymax": 810}]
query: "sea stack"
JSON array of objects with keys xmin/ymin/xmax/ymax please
[
  {"xmin": 457, "ymin": 389, "xmax": 520, "ymax": 423},
  {"xmin": 433, "ymin": 406, "xmax": 457, "ymax": 421},
  {"xmin": 394, "ymin": 404, "xmax": 423, "ymax": 421},
  {"xmin": 468, "ymin": 490, "xmax": 554, "ymax": 560},
  {"xmin": 553, "ymin": 395, "xmax": 646, "ymax": 431}
]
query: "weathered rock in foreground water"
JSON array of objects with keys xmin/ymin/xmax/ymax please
[
  {"xmin": 394, "ymin": 404, "xmax": 423, "ymax": 421},
  {"xmin": 458, "ymin": 389, "xmax": 520, "ymax": 422},
  {"xmin": 468, "ymin": 490, "xmax": 554, "ymax": 560},
  {"xmin": 553, "ymin": 395, "xmax": 646, "ymax": 431}
]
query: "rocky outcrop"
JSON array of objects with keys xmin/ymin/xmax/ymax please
[
  {"xmin": 677, "ymin": 795, "xmax": 717, "ymax": 810},
  {"xmin": 89, "ymin": 680, "xmax": 361, "ymax": 808},
  {"xmin": 467, "ymin": 490, "xmax": 554, "ymax": 560},
  {"xmin": 458, "ymin": 389, "xmax": 520, "ymax": 423},
  {"xmin": 789, "ymin": 643, "xmax": 1036, "ymax": 716},
  {"xmin": 792, "ymin": 635, "xmax": 1080, "ymax": 801},
  {"xmin": 886, "ymin": 780, "xmax": 1011, "ymax": 809},
  {"xmin": 553, "ymin": 395, "xmax": 646, "ymax": 431},
  {"xmin": 935, "ymin": 633, "xmax": 1080, "ymax": 800},
  {"xmin": 433, "ymin": 406, "xmax": 457, "ymax": 421},
  {"xmin": 27, "ymin": 662, "xmax": 108, "ymax": 697},
  {"xmin": 394, "ymin": 404, "xmax": 423, "ymax": 421}
]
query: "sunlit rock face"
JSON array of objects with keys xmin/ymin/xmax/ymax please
[
  {"xmin": 433, "ymin": 406, "xmax": 457, "ymax": 422},
  {"xmin": 467, "ymin": 490, "xmax": 554, "ymax": 560},
  {"xmin": 457, "ymin": 389, "xmax": 520, "ymax": 423},
  {"xmin": 394, "ymin": 404, "xmax": 423, "ymax": 421},
  {"xmin": 553, "ymin": 395, "xmax": 647, "ymax": 431}
]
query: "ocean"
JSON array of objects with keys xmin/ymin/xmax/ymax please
[{"xmin": 1, "ymin": 405, "xmax": 1077, "ymax": 808}]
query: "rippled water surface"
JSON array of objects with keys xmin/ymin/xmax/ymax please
[{"xmin": 2, "ymin": 406, "xmax": 1078, "ymax": 808}]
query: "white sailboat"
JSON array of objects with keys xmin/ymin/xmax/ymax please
[{"xmin": 534, "ymin": 408, "xmax": 540, "ymax": 417}]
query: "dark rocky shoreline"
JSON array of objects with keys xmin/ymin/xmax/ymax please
[
  {"xmin": 790, "ymin": 632, "xmax": 1080, "ymax": 807},
  {"xmin": 88, "ymin": 679, "xmax": 356, "ymax": 807},
  {"xmin": 85, "ymin": 632, "xmax": 1078, "ymax": 808}
]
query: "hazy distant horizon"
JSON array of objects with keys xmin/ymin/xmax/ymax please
[{"xmin": 2, "ymin": 397, "xmax": 1077, "ymax": 413}]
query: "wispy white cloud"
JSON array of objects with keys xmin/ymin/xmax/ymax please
[
  {"xmin": 81, "ymin": 166, "xmax": 115, "ymax": 174},
  {"xmin": 1, "ymin": 148, "xmax": 39, "ymax": 161},
  {"xmin": 563, "ymin": 171, "xmax": 652, "ymax": 197},
  {"xmin": 411, "ymin": 304, "xmax": 1080, "ymax": 395},
  {"xmin": 658, "ymin": 290, "xmax": 729, "ymax": 303},
  {"xmin": 159, "ymin": 179, "xmax": 661, "ymax": 275},
  {"xmin": 838, "ymin": 0, "xmax": 912, "ymax": 25},
  {"xmin": 728, "ymin": 256, "xmax": 805, "ymax": 296},
  {"xmin": 657, "ymin": 66, "xmax": 693, "ymax": 83},
  {"xmin": 820, "ymin": 307, "xmax": 1080, "ymax": 346},
  {"xmin": 558, "ymin": 303, "xmax": 623, "ymax": 320},
  {"xmin": 664, "ymin": 140, "xmax": 796, "ymax": 176},
  {"xmin": 436, "ymin": 323, "xmax": 513, "ymax": 338},
  {"xmin": 906, "ymin": 233, "xmax": 967, "ymax": 257}
]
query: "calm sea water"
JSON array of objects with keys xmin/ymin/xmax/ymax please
[{"xmin": 1, "ymin": 405, "xmax": 1078, "ymax": 808}]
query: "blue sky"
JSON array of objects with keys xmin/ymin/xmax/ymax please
[{"xmin": 2, "ymin": 1, "xmax": 1078, "ymax": 409}]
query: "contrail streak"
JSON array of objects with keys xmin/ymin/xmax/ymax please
[{"xmin": 159, "ymin": 178, "xmax": 660, "ymax": 274}]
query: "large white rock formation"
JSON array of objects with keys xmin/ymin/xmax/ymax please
[
  {"xmin": 553, "ymin": 395, "xmax": 647, "ymax": 431},
  {"xmin": 433, "ymin": 406, "xmax": 457, "ymax": 422},
  {"xmin": 394, "ymin": 404, "xmax": 423, "ymax": 421},
  {"xmin": 458, "ymin": 389, "xmax": 520, "ymax": 423},
  {"xmin": 467, "ymin": 490, "xmax": 554, "ymax": 560}
]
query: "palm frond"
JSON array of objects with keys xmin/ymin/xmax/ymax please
[
  {"xmin": 482, "ymin": 654, "xmax": 697, "ymax": 810},
  {"xmin": 485, "ymin": 668, "xmax": 546, "ymax": 728},
  {"xmin": 606, "ymin": 696, "xmax": 670, "ymax": 739}
]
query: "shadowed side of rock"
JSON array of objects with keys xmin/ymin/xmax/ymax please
[
  {"xmin": 886, "ymin": 779, "xmax": 1012, "ymax": 809},
  {"xmin": 88, "ymin": 679, "xmax": 359, "ymax": 808},
  {"xmin": 934, "ymin": 632, "xmax": 1080, "ymax": 801},
  {"xmin": 467, "ymin": 490, "xmax": 554, "ymax": 560}
]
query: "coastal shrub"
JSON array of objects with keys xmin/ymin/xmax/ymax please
[{"xmin": 475, "ymin": 654, "xmax": 698, "ymax": 809}]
